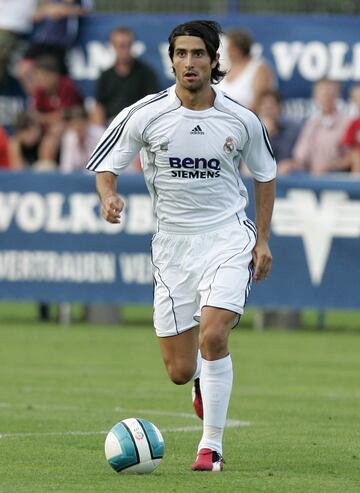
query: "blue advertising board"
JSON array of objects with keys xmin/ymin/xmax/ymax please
[{"xmin": 1, "ymin": 171, "xmax": 359, "ymax": 309}]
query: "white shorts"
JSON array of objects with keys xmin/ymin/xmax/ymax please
[{"xmin": 151, "ymin": 218, "xmax": 256, "ymax": 337}]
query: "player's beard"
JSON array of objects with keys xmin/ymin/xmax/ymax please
[{"xmin": 179, "ymin": 74, "xmax": 209, "ymax": 93}]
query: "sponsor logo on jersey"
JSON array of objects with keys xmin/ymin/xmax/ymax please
[
  {"xmin": 190, "ymin": 125, "xmax": 204, "ymax": 135},
  {"xmin": 169, "ymin": 156, "xmax": 220, "ymax": 179}
]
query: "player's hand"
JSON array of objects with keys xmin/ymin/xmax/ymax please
[
  {"xmin": 101, "ymin": 193, "xmax": 124, "ymax": 224},
  {"xmin": 252, "ymin": 239, "xmax": 272, "ymax": 281}
]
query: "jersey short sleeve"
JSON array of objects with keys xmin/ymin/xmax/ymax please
[
  {"xmin": 86, "ymin": 105, "xmax": 143, "ymax": 174},
  {"xmin": 241, "ymin": 113, "xmax": 277, "ymax": 182}
]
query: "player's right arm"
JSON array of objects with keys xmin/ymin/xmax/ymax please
[
  {"xmin": 87, "ymin": 102, "xmax": 145, "ymax": 224},
  {"xmin": 87, "ymin": 93, "xmax": 167, "ymax": 222},
  {"xmin": 86, "ymin": 100, "xmax": 145, "ymax": 174},
  {"xmin": 96, "ymin": 172, "xmax": 124, "ymax": 224}
]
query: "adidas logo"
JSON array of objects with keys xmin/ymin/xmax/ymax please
[{"xmin": 190, "ymin": 125, "xmax": 204, "ymax": 135}]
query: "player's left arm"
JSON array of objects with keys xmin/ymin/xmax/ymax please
[
  {"xmin": 252, "ymin": 178, "xmax": 276, "ymax": 281},
  {"xmin": 241, "ymin": 112, "xmax": 277, "ymax": 281}
]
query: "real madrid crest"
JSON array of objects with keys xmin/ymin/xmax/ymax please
[{"xmin": 223, "ymin": 136, "xmax": 235, "ymax": 153}]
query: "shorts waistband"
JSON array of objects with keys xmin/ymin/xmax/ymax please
[{"xmin": 157, "ymin": 214, "xmax": 247, "ymax": 235}]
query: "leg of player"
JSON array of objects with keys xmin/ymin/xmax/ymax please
[
  {"xmin": 192, "ymin": 306, "xmax": 235, "ymax": 472},
  {"xmin": 158, "ymin": 326, "xmax": 199, "ymax": 385}
]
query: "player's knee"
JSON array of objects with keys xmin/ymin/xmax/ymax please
[
  {"xmin": 199, "ymin": 329, "xmax": 227, "ymax": 359},
  {"xmin": 166, "ymin": 363, "xmax": 194, "ymax": 385}
]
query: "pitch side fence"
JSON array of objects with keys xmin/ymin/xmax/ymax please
[{"xmin": 1, "ymin": 171, "xmax": 359, "ymax": 310}]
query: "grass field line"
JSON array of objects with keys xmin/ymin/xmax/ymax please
[
  {"xmin": 0, "ymin": 402, "xmax": 252, "ymax": 427},
  {"xmin": 0, "ymin": 407, "xmax": 250, "ymax": 439}
]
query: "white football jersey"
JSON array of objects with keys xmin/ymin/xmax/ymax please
[{"xmin": 87, "ymin": 85, "xmax": 276, "ymax": 233}]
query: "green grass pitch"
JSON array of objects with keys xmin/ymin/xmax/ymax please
[{"xmin": 0, "ymin": 304, "xmax": 359, "ymax": 493}]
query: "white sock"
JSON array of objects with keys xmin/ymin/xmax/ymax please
[
  {"xmin": 192, "ymin": 349, "xmax": 202, "ymax": 380},
  {"xmin": 198, "ymin": 354, "xmax": 233, "ymax": 455}
]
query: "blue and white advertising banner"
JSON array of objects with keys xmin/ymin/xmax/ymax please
[
  {"xmin": 256, "ymin": 175, "xmax": 360, "ymax": 310},
  {"xmin": 0, "ymin": 171, "xmax": 359, "ymax": 309},
  {"xmin": 1, "ymin": 14, "xmax": 360, "ymax": 125}
]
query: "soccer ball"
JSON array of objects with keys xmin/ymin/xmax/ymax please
[{"xmin": 104, "ymin": 418, "xmax": 165, "ymax": 474}]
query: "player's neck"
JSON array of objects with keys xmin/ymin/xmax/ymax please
[{"xmin": 176, "ymin": 85, "xmax": 215, "ymax": 110}]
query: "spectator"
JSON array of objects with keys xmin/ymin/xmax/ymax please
[
  {"xmin": 342, "ymin": 84, "xmax": 360, "ymax": 174},
  {"xmin": 31, "ymin": 55, "xmax": 84, "ymax": 167},
  {"xmin": 292, "ymin": 79, "xmax": 350, "ymax": 175},
  {"xmin": 32, "ymin": 56, "xmax": 83, "ymax": 117},
  {"xmin": 347, "ymin": 83, "xmax": 360, "ymax": 117},
  {"xmin": 219, "ymin": 28, "xmax": 276, "ymax": 110},
  {"xmin": 8, "ymin": 111, "xmax": 43, "ymax": 170},
  {"xmin": 7, "ymin": 110, "xmax": 51, "ymax": 320},
  {"xmin": 59, "ymin": 105, "xmax": 104, "ymax": 173},
  {"xmin": 91, "ymin": 26, "xmax": 160, "ymax": 126},
  {"xmin": 0, "ymin": 0, "xmax": 36, "ymax": 87},
  {"xmin": 254, "ymin": 89, "xmax": 303, "ymax": 175},
  {"xmin": 0, "ymin": 126, "xmax": 10, "ymax": 168},
  {"xmin": 16, "ymin": 0, "xmax": 93, "ymax": 93}
]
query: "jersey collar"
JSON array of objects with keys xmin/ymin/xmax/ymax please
[{"xmin": 168, "ymin": 83, "xmax": 225, "ymax": 109}]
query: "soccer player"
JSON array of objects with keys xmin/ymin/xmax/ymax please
[{"xmin": 86, "ymin": 20, "xmax": 276, "ymax": 472}]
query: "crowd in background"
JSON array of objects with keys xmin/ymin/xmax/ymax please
[
  {"xmin": 0, "ymin": 1, "xmax": 359, "ymax": 176},
  {"xmin": 0, "ymin": 0, "xmax": 160, "ymax": 175},
  {"xmin": 218, "ymin": 29, "xmax": 360, "ymax": 176}
]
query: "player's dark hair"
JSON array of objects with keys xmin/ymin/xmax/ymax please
[{"xmin": 168, "ymin": 20, "xmax": 226, "ymax": 84}]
